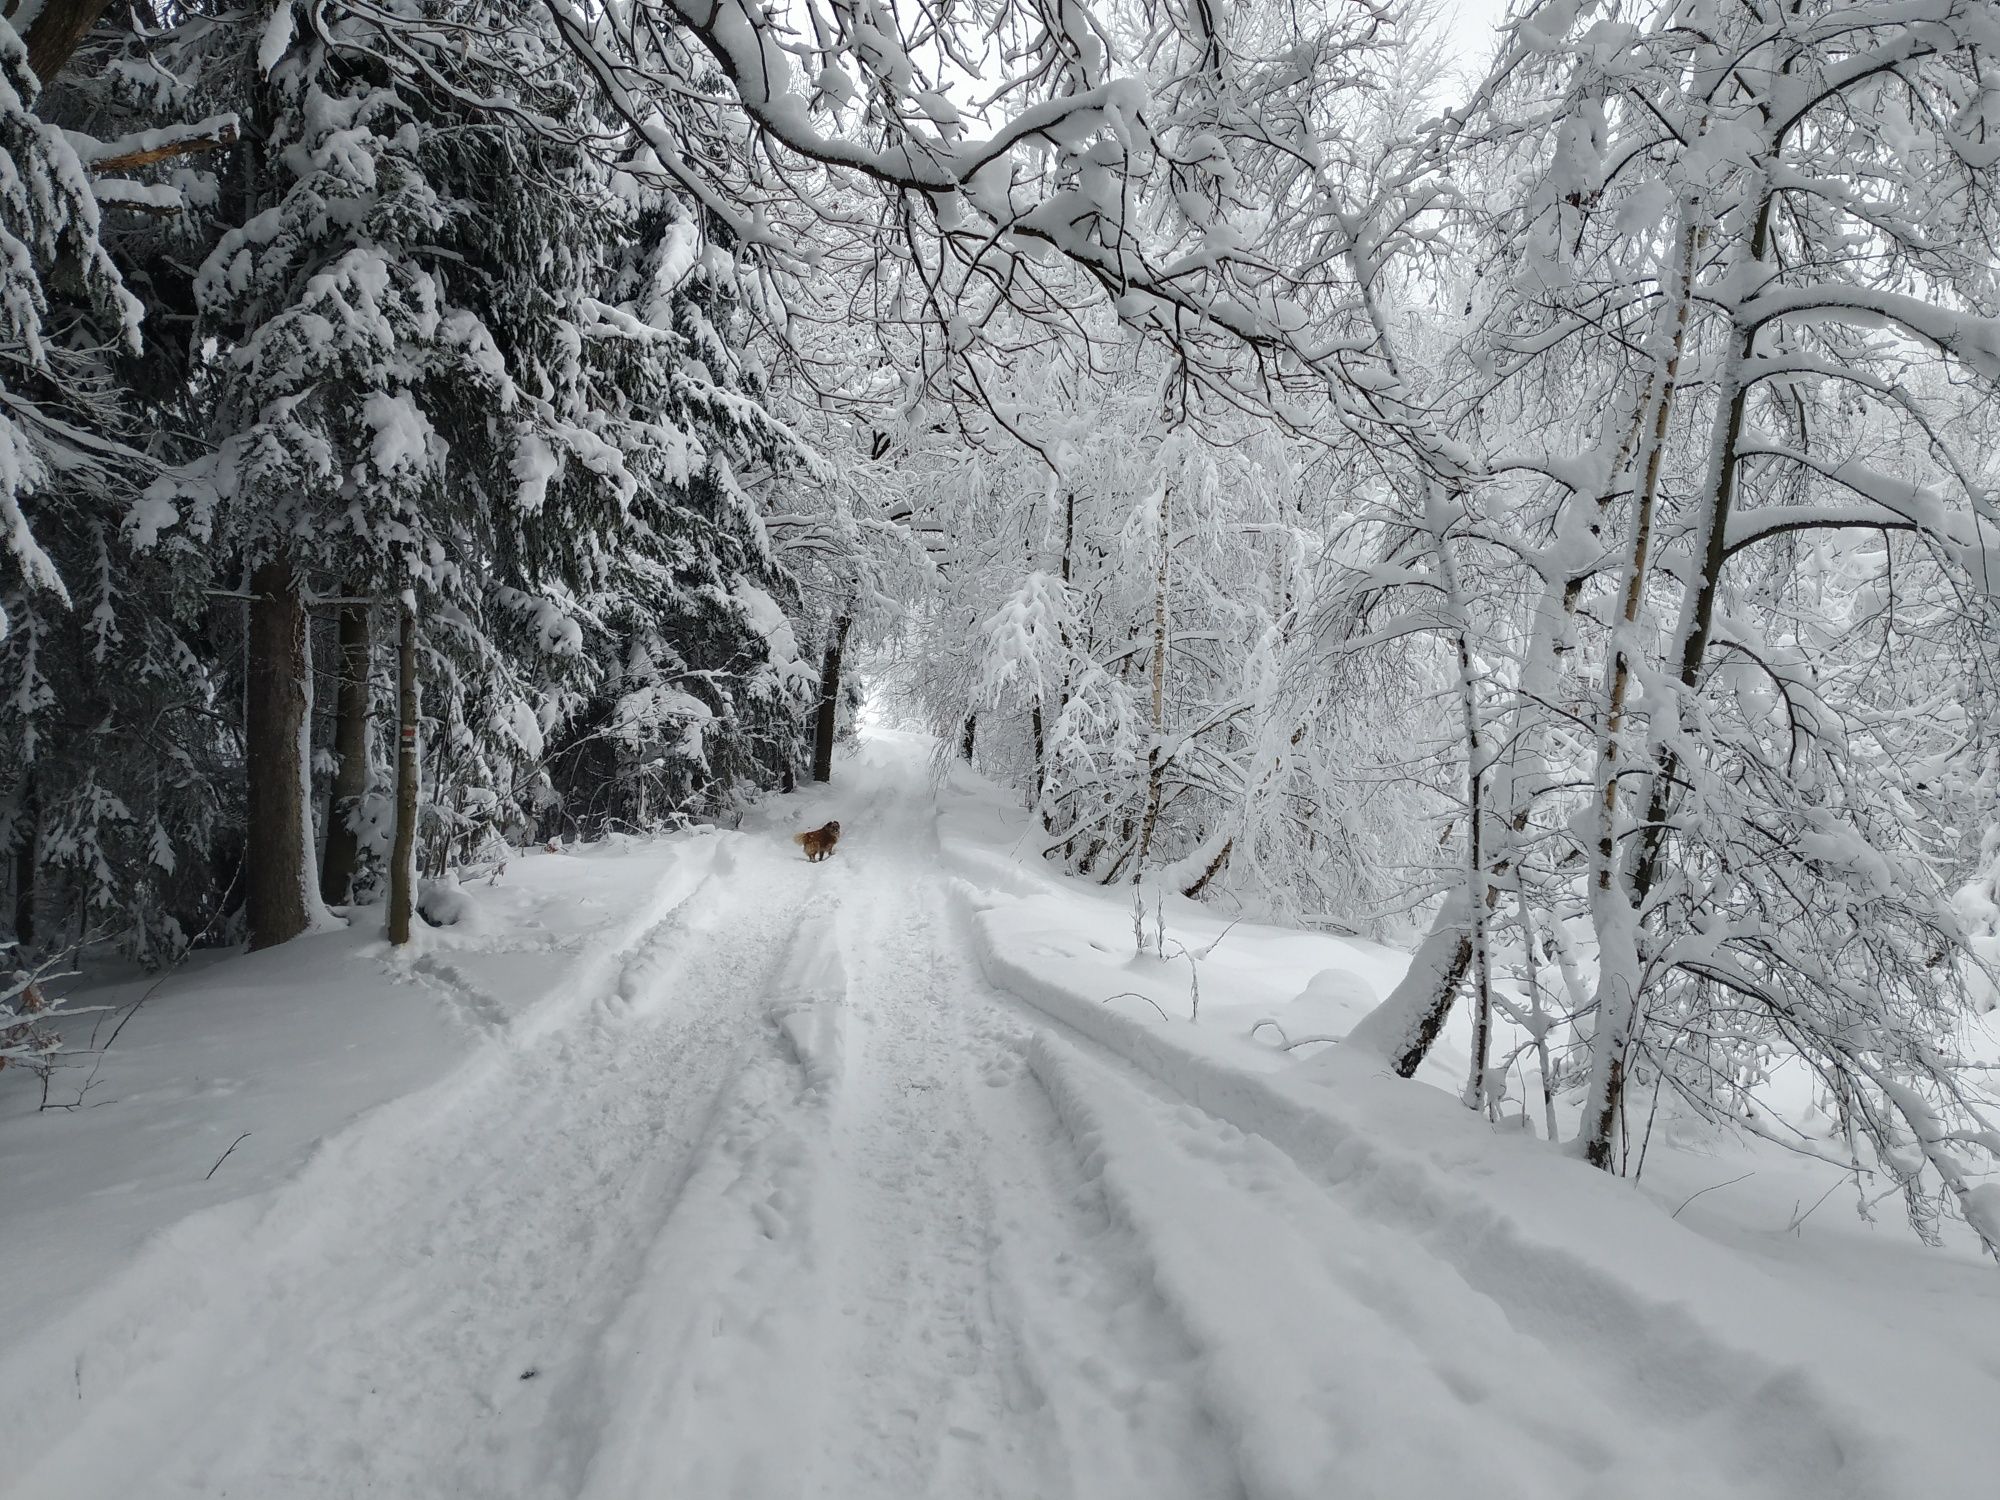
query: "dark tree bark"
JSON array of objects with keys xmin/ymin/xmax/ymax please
[
  {"xmin": 1182, "ymin": 837, "xmax": 1232, "ymax": 900},
  {"xmin": 959, "ymin": 714, "xmax": 976, "ymax": 762},
  {"xmin": 1030, "ymin": 702, "xmax": 1046, "ymax": 797},
  {"xmin": 1344, "ymin": 896, "xmax": 1475, "ymax": 1078},
  {"xmin": 1042, "ymin": 489, "xmax": 1073, "ymax": 837},
  {"xmin": 22, "ymin": 0, "xmax": 115, "ymax": 84},
  {"xmin": 11, "ymin": 773, "xmax": 36, "ymax": 952},
  {"xmin": 245, "ymin": 561, "xmax": 316, "ymax": 950},
  {"xmin": 811, "ymin": 613, "xmax": 851, "ymax": 784},
  {"xmin": 1132, "ymin": 480, "xmax": 1171, "ymax": 877},
  {"xmin": 1386, "ymin": 936, "xmax": 1474, "ymax": 1078},
  {"xmin": 1581, "ymin": 192, "xmax": 1776, "ymax": 1172},
  {"xmin": 319, "ymin": 600, "xmax": 372, "ymax": 907},
  {"xmin": 387, "ymin": 606, "xmax": 419, "ymax": 946}
]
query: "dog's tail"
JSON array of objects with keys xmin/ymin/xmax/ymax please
[{"xmin": 791, "ymin": 830, "xmax": 810, "ymax": 847}]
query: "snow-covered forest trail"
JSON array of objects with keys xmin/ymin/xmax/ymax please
[{"xmin": 6, "ymin": 738, "xmax": 1973, "ymax": 1500}]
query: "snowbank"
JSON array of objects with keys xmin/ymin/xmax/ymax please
[
  {"xmin": 0, "ymin": 828, "xmax": 733, "ymax": 1463},
  {"xmin": 938, "ymin": 764, "xmax": 2000, "ymax": 1498}
]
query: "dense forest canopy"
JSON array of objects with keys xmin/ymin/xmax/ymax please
[{"xmin": 5, "ymin": 0, "xmax": 2000, "ymax": 1250}]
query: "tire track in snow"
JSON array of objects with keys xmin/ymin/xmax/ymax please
[
  {"xmin": 563, "ymin": 887, "xmax": 853, "ymax": 1500},
  {"xmin": 808, "ymin": 885, "xmax": 1052, "ymax": 1498},
  {"xmin": 965, "ymin": 870, "xmax": 1899, "ymax": 1500},
  {"xmin": 19, "ymin": 737, "xmax": 1810, "ymax": 1500},
  {"xmin": 11, "ymin": 835, "xmax": 822, "ymax": 1500},
  {"xmin": 777, "ymin": 788, "xmax": 1246, "ymax": 1500},
  {"xmin": 1021, "ymin": 1030, "xmax": 1779, "ymax": 1500},
  {"xmin": 561, "ymin": 763, "xmax": 1244, "ymax": 1500},
  {"xmin": 963, "ymin": 1018, "xmax": 1247, "ymax": 1500}
]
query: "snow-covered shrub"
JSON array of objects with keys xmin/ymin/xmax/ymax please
[{"xmin": 0, "ymin": 956, "xmax": 100, "ymax": 1082}]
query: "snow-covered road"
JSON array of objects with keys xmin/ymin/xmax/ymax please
[{"xmin": 9, "ymin": 738, "xmax": 1997, "ymax": 1499}]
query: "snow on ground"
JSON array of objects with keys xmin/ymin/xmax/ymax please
[
  {"xmin": 1, "ymin": 833, "xmax": 730, "ymax": 1343},
  {"xmin": 4, "ymin": 731, "xmax": 1999, "ymax": 1498},
  {"xmin": 938, "ymin": 755, "xmax": 2000, "ymax": 1495}
]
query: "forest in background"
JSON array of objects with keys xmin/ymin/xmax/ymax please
[{"xmin": 5, "ymin": 0, "xmax": 2000, "ymax": 1251}]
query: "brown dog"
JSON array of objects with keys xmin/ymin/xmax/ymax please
[{"xmin": 792, "ymin": 820, "xmax": 841, "ymax": 862}]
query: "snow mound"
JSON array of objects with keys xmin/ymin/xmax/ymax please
[
  {"xmin": 418, "ymin": 874, "xmax": 481, "ymax": 929},
  {"xmin": 1250, "ymin": 966, "xmax": 1380, "ymax": 1054}
]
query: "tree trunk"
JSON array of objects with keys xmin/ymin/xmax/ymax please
[
  {"xmin": 1460, "ymin": 670, "xmax": 1495, "ymax": 1116},
  {"xmin": 10, "ymin": 774, "xmax": 35, "ymax": 953},
  {"xmin": 1417, "ymin": 474, "xmax": 1499, "ymax": 1112},
  {"xmin": 1044, "ymin": 490, "xmax": 1074, "ymax": 837},
  {"xmin": 1182, "ymin": 837, "xmax": 1232, "ymax": 900},
  {"xmin": 1133, "ymin": 479, "xmax": 1172, "ymax": 875},
  {"xmin": 1344, "ymin": 890, "xmax": 1475, "ymax": 1078},
  {"xmin": 1030, "ymin": 702, "xmax": 1046, "ymax": 798},
  {"xmin": 1579, "ymin": 198, "xmax": 1749, "ymax": 1171},
  {"xmin": 1060, "ymin": 492, "xmax": 1075, "ymax": 590},
  {"xmin": 245, "ymin": 560, "xmax": 320, "ymax": 950},
  {"xmin": 1629, "ymin": 204, "xmax": 1775, "ymax": 901},
  {"xmin": 811, "ymin": 613, "xmax": 851, "ymax": 784},
  {"xmin": 387, "ymin": 605, "xmax": 420, "ymax": 946},
  {"xmin": 959, "ymin": 714, "xmax": 976, "ymax": 762},
  {"xmin": 22, "ymin": 0, "xmax": 114, "ymax": 84},
  {"xmin": 319, "ymin": 600, "xmax": 372, "ymax": 907}
]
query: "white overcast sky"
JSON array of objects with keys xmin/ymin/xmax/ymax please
[{"xmin": 1436, "ymin": 0, "xmax": 1515, "ymax": 64}]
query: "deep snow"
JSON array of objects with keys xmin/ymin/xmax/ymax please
[{"xmin": 4, "ymin": 732, "xmax": 1998, "ymax": 1498}]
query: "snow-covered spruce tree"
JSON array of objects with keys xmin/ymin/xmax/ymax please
[
  {"xmin": 0, "ymin": 13, "xmax": 137, "ymax": 634},
  {"xmin": 142, "ymin": 5, "xmax": 829, "ymax": 946},
  {"xmin": 174, "ymin": 7, "xmax": 511, "ymax": 947},
  {"xmin": 0, "ymin": 504, "xmax": 231, "ymax": 962},
  {"xmin": 491, "ymin": 129, "xmax": 827, "ymax": 839},
  {"xmin": 0, "ymin": 7, "xmax": 247, "ymax": 962},
  {"xmin": 0, "ymin": 0, "xmax": 837, "ymax": 960}
]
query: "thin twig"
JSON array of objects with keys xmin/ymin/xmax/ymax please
[
  {"xmin": 1788, "ymin": 1174, "xmax": 1850, "ymax": 1236},
  {"xmin": 1101, "ymin": 990, "xmax": 1172, "ymax": 1022},
  {"xmin": 1194, "ymin": 917, "xmax": 1245, "ymax": 960},
  {"xmin": 204, "ymin": 1133, "xmax": 251, "ymax": 1181},
  {"xmin": 1281, "ymin": 1033, "xmax": 1345, "ymax": 1052},
  {"xmin": 99, "ymin": 970, "xmax": 171, "ymax": 1055},
  {"xmin": 1670, "ymin": 1170, "xmax": 1755, "ymax": 1220}
]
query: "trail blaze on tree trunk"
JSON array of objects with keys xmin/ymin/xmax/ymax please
[
  {"xmin": 319, "ymin": 600, "xmax": 373, "ymax": 907},
  {"xmin": 245, "ymin": 561, "xmax": 316, "ymax": 951},
  {"xmin": 387, "ymin": 606, "xmax": 420, "ymax": 947},
  {"xmin": 812, "ymin": 613, "xmax": 851, "ymax": 784}
]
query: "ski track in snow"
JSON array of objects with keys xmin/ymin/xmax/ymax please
[{"xmin": 5, "ymin": 742, "xmax": 1921, "ymax": 1499}]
